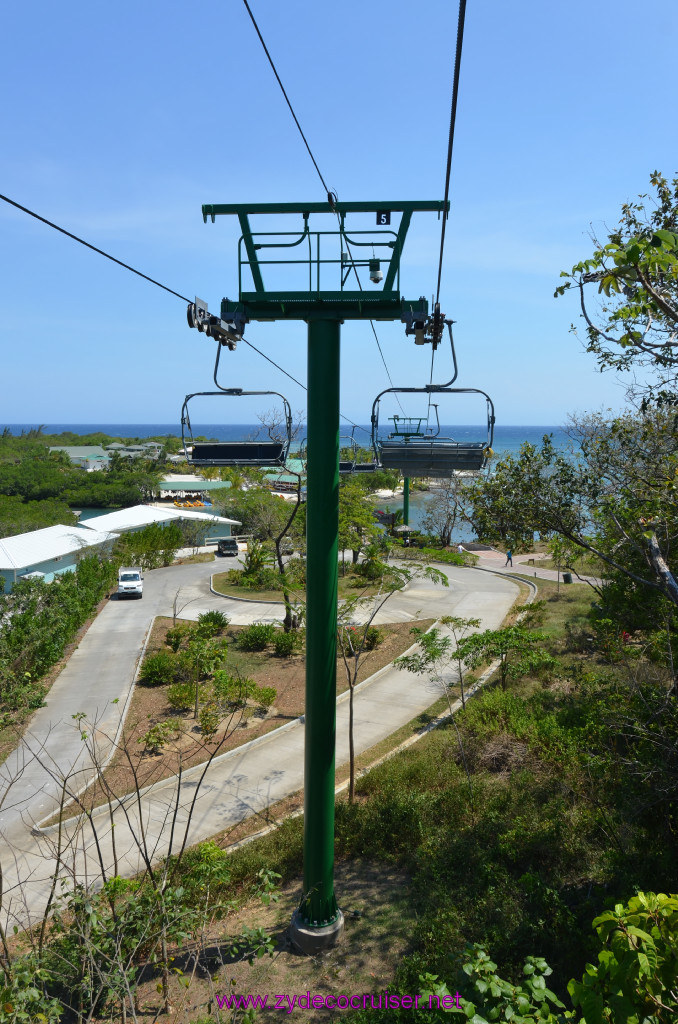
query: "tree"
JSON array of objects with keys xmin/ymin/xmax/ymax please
[
  {"xmin": 396, "ymin": 615, "xmax": 482, "ymax": 711},
  {"xmin": 548, "ymin": 534, "xmax": 581, "ymax": 594},
  {"xmin": 338, "ymin": 562, "xmax": 448, "ymax": 801},
  {"xmin": 455, "ymin": 625, "xmax": 554, "ymax": 692},
  {"xmin": 556, "ymin": 171, "xmax": 678, "ymax": 407},
  {"xmin": 463, "ymin": 410, "xmax": 678, "ymax": 610},
  {"xmin": 113, "ymin": 521, "xmax": 183, "ymax": 570},
  {"xmin": 338, "ymin": 479, "xmax": 380, "ymax": 568},
  {"xmin": 421, "ymin": 475, "xmax": 467, "ymax": 547}
]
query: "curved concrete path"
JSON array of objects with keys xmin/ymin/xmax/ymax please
[{"xmin": 0, "ymin": 558, "xmax": 518, "ymax": 928}]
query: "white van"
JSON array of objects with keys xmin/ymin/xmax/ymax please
[{"xmin": 117, "ymin": 567, "xmax": 144, "ymax": 599}]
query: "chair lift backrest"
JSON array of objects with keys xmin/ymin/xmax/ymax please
[
  {"xmin": 181, "ymin": 344, "xmax": 293, "ymax": 467},
  {"xmin": 372, "ymin": 387, "xmax": 495, "ymax": 476},
  {"xmin": 369, "ymin": 319, "xmax": 495, "ymax": 475}
]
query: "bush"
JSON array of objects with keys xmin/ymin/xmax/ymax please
[
  {"xmin": 195, "ymin": 610, "xmax": 229, "ymax": 638},
  {"xmin": 255, "ymin": 686, "xmax": 277, "ymax": 710},
  {"xmin": 165, "ymin": 624, "xmax": 193, "ymax": 652},
  {"xmin": 167, "ymin": 681, "xmax": 194, "ymax": 711},
  {"xmin": 212, "ymin": 671, "xmax": 258, "ymax": 708},
  {"xmin": 272, "ymin": 630, "xmax": 303, "ymax": 657},
  {"xmin": 363, "ymin": 625, "xmax": 384, "ymax": 650},
  {"xmin": 138, "ymin": 719, "xmax": 183, "ymax": 754},
  {"xmin": 236, "ymin": 622, "xmax": 277, "ymax": 651},
  {"xmin": 139, "ymin": 651, "xmax": 177, "ymax": 686},
  {"xmin": 199, "ymin": 702, "xmax": 220, "ymax": 740}
]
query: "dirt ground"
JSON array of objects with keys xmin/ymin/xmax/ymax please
[
  {"xmin": 132, "ymin": 860, "xmax": 416, "ymax": 1023},
  {"xmin": 75, "ymin": 616, "xmax": 434, "ymax": 812}
]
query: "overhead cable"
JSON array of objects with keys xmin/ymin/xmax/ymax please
[
  {"xmin": 241, "ymin": 0, "xmax": 335, "ymax": 205},
  {"xmin": 0, "ymin": 190, "xmax": 371, "ymax": 431},
  {"xmin": 435, "ymin": 0, "xmax": 468, "ymax": 306},
  {"xmin": 0, "ymin": 192, "xmax": 192, "ymax": 304},
  {"xmin": 240, "ymin": 0, "xmax": 403, "ymax": 411}
]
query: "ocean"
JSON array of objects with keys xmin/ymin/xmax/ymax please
[
  {"xmin": 3, "ymin": 423, "xmax": 570, "ymax": 459},
  {"xmin": 5, "ymin": 423, "xmax": 568, "ymax": 540}
]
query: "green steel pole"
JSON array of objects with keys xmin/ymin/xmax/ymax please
[
  {"xmin": 403, "ymin": 477, "xmax": 410, "ymax": 526},
  {"xmin": 300, "ymin": 318, "xmax": 341, "ymax": 928}
]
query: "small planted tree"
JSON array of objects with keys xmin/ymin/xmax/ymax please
[
  {"xmin": 396, "ymin": 615, "xmax": 482, "ymax": 710},
  {"xmin": 455, "ymin": 624, "xmax": 555, "ymax": 691},
  {"xmin": 338, "ymin": 562, "xmax": 448, "ymax": 801}
]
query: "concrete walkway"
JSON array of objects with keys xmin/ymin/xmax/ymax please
[
  {"xmin": 0, "ymin": 561, "xmax": 518, "ymax": 928},
  {"xmin": 471, "ymin": 548, "xmax": 602, "ymax": 587}
]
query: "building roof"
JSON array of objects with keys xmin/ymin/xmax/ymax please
[
  {"xmin": 77, "ymin": 505, "xmax": 239, "ymax": 533},
  {"xmin": 49, "ymin": 445, "xmax": 108, "ymax": 458},
  {"xmin": 157, "ymin": 479, "xmax": 232, "ymax": 491},
  {"xmin": 0, "ymin": 525, "xmax": 118, "ymax": 571}
]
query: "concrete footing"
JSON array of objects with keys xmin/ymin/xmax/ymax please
[{"xmin": 289, "ymin": 909, "xmax": 344, "ymax": 954}]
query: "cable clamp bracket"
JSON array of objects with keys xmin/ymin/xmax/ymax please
[{"xmin": 187, "ymin": 297, "xmax": 246, "ymax": 350}]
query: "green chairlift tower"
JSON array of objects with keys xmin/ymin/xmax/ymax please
[{"xmin": 188, "ymin": 198, "xmax": 448, "ymax": 951}]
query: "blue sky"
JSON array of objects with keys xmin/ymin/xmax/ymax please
[{"xmin": 1, "ymin": 0, "xmax": 676, "ymax": 428}]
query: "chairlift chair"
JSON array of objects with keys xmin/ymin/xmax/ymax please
[
  {"xmin": 181, "ymin": 341, "xmax": 293, "ymax": 467},
  {"xmin": 371, "ymin": 389, "xmax": 495, "ymax": 476},
  {"xmin": 349, "ymin": 426, "xmax": 379, "ymax": 472},
  {"xmin": 370, "ymin": 317, "xmax": 495, "ymax": 476}
]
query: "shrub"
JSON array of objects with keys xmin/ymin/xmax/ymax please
[
  {"xmin": 212, "ymin": 671, "xmax": 258, "ymax": 707},
  {"xmin": 139, "ymin": 651, "xmax": 177, "ymax": 686},
  {"xmin": 363, "ymin": 625, "xmax": 384, "ymax": 650},
  {"xmin": 195, "ymin": 610, "xmax": 229, "ymax": 638},
  {"xmin": 199, "ymin": 702, "xmax": 220, "ymax": 740},
  {"xmin": 272, "ymin": 630, "xmax": 303, "ymax": 657},
  {"xmin": 138, "ymin": 719, "xmax": 183, "ymax": 754},
  {"xmin": 255, "ymin": 686, "xmax": 277, "ymax": 710},
  {"xmin": 167, "ymin": 681, "xmax": 194, "ymax": 711},
  {"xmin": 165, "ymin": 624, "xmax": 193, "ymax": 652},
  {"xmin": 236, "ymin": 622, "xmax": 277, "ymax": 651}
]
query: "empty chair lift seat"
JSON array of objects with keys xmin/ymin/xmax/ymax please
[
  {"xmin": 378, "ymin": 437, "xmax": 487, "ymax": 475},
  {"xmin": 189, "ymin": 441, "xmax": 288, "ymax": 467}
]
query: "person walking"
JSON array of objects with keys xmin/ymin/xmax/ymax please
[
  {"xmin": 504, "ymin": 548, "xmax": 513, "ymax": 567},
  {"xmin": 457, "ymin": 544, "xmax": 464, "ymax": 554}
]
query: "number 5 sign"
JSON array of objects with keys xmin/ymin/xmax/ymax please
[{"xmin": 376, "ymin": 211, "xmax": 391, "ymax": 225}]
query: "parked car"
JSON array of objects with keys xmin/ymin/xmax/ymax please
[{"xmin": 217, "ymin": 538, "xmax": 239, "ymax": 557}]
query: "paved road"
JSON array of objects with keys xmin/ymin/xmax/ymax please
[{"xmin": 0, "ymin": 556, "xmax": 518, "ymax": 928}]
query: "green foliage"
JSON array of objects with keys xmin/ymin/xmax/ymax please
[
  {"xmin": 236, "ymin": 622, "xmax": 277, "ymax": 651},
  {"xmin": 363, "ymin": 625, "xmax": 384, "ymax": 650},
  {"xmin": 272, "ymin": 629, "xmax": 304, "ymax": 657},
  {"xmin": 139, "ymin": 650, "xmax": 178, "ymax": 687},
  {"xmin": 212, "ymin": 671, "xmax": 258, "ymax": 708},
  {"xmin": 419, "ymin": 945, "xmax": 572, "ymax": 1022},
  {"xmin": 556, "ymin": 171, "xmax": 678, "ymax": 406},
  {"xmin": 255, "ymin": 686, "xmax": 277, "ymax": 709},
  {"xmin": 198, "ymin": 701, "xmax": 220, "ymax": 740},
  {"xmin": 166, "ymin": 681, "xmax": 195, "ymax": 710},
  {"xmin": 0, "ymin": 556, "xmax": 116, "ymax": 716},
  {"xmin": 0, "ymin": 955, "xmax": 63, "ymax": 1023},
  {"xmin": 456, "ymin": 625, "xmax": 554, "ymax": 691},
  {"xmin": 164, "ymin": 623, "xmax": 193, "ymax": 652},
  {"xmin": 0, "ymin": 494, "xmax": 78, "ymax": 540},
  {"xmin": 0, "ymin": 431, "xmax": 162, "ymax": 508},
  {"xmin": 568, "ymin": 892, "xmax": 678, "ymax": 1024},
  {"xmin": 195, "ymin": 609, "xmax": 229, "ymax": 636},
  {"xmin": 113, "ymin": 521, "xmax": 182, "ymax": 570},
  {"xmin": 139, "ymin": 719, "xmax": 183, "ymax": 754},
  {"xmin": 339, "ymin": 480, "xmax": 381, "ymax": 557}
]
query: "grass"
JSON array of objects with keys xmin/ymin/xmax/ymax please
[{"xmin": 196, "ymin": 573, "xmax": 678, "ymax": 1016}]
